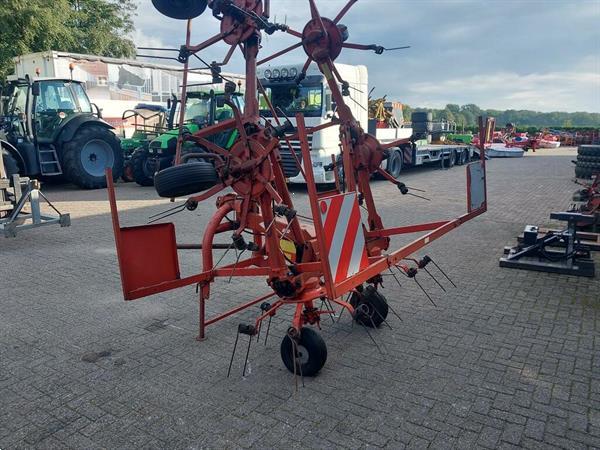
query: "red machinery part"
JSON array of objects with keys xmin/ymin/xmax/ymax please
[{"xmin": 106, "ymin": 0, "xmax": 491, "ymax": 376}]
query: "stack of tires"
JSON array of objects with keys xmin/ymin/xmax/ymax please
[
  {"xmin": 411, "ymin": 111, "xmax": 432, "ymax": 143},
  {"xmin": 575, "ymin": 145, "xmax": 600, "ymax": 179}
]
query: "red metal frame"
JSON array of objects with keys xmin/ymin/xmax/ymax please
[{"xmin": 106, "ymin": 0, "xmax": 491, "ymax": 350}]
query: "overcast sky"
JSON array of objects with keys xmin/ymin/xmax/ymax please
[{"xmin": 134, "ymin": 0, "xmax": 600, "ymax": 113}]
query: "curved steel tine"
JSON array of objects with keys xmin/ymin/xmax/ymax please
[{"xmin": 423, "ymin": 267, "xmax": 446, "ymax": 292}]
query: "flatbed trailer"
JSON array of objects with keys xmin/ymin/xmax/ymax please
[{"xmin": 411, "ymin": 143, "xmax": 474, "ymax": 167}]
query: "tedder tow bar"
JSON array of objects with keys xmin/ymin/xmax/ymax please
[{"xmin": 106, "ymin": 0, "xmax": 492, "ymax": 377}]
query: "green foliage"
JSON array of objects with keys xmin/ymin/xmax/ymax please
[
  {"xmin": 0, "ymin": 0, "xmax": 136, "ymax": 80},
  {"xmin": 404, "ymin": 102, "xmax": 600, "ymax": 129}
]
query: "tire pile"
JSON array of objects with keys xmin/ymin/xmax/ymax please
[{"xmin": 575, "ymin": 145, "xmax": 600, "ymax": 179}]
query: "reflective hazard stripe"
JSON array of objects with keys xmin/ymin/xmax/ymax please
[{"xmin": 319, "ymin": 193, "xmax": 368, "ymax": 283}]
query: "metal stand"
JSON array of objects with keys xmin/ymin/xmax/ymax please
[
  {"xmin": 499, "ymin": 212, "xmax": 595, "ymax": 277},
  {"xmin": 0, "ymin": 175, "xmax": 70, "ymax": 238}
]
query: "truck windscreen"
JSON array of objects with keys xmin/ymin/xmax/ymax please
[{"xmin": 259, "ymin": 84, "xmax": 323, "ymax": 118}]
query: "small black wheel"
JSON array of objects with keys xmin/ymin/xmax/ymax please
[
  {"xmin": 349, "ymin": 285, "xmax": 389, "ymax": 328},
  {"xmin": 280, "ymin": 327, "xmax": 327, "ymax": 376}
]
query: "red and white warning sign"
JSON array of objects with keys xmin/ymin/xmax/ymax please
[{"xmin": 319, "ymin": 192, "xmax": 369, "ymax": 283}]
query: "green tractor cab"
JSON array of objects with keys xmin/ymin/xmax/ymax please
[
  {"xmin": 131, "ymin": 90, "xmax": 243, "ymax": 186},
  {"xmin": 0, "ymin": 76, "xmax": 122, "ymax": 189},
  {"xmin": 120, "ymin": 104, "xmax": 170, "ymax": 181}
]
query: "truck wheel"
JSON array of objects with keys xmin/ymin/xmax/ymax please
[
  {"xmin": 62, "ymin": 125, "xmax": 124, "ymax": 189},
  {"xmin": 131, "ymin": 149, "xmax": 156, "ymax": 186},
  {"xmin": 448, "ymin": 150, "xmax": 456, "ymax": 167},
  {"xmin": 386, "ymin": 149, "xmax": 403, "ymax": 179},
  {"xmin": 154, "ymin": 162, "xmax": 218, "ymax": 198}
]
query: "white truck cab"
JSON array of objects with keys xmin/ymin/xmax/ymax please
[{"xmin": 258, "ymin": 63, "xmax": 372, "ymax": 183}]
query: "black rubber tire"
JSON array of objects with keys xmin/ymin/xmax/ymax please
[
  {"xmin": 349, "ymin": 285, "xmax": 389, "ymax": 328},
  {"xmin": 577, "ymin": 161, "xmax": 600, "ymax": 170},
  {"xmin": 386, "ymin": 149, "xmax": 403, "ymax": 179},
  {"xmin": 280, "ymin": 327, "xmax": 327, "ymax": 377},
  {"xmin": 578, "ymin": 145, "xmax": 600, "ymax": 157},
  {"xmin": 62, "ymin": 125, "xmax": 124, "ymax": 189},
  {"xmin": 575, "ymin": 166, "xmax": 595, "ymax": 179},
  {"xmin": 131, "ymin": 149, "xmax": 156, "ymax": 186},
  {"xmin": 122, "ymin": 162, "xmax": 134, "ymax": 182},
  {"xmin": 2, "ymin": 148, "xmax": 20, "ymax": 181},
  {"xmin": 412, "ymin": 122, "xmax": 433, "ymax": 134},
  {"xmin": 448, "ymin": 150, "xmax": 456, "ymax": 168},
  {"xmin": 577, "ymin": 155, "xmax": 600, "ymax": 163},
  {"xmin": 154, "ymin": 161, "xmax": 218, "ymax": 198},
  {"xmin": 411, "ymin": 111, "xmax": 432, "ymax": 123}
]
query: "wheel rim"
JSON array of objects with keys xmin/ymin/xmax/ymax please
[
  {"xmin": 81, "ymin": 139, "xmax": 114, "ymax": 177},
  {"xmin": 295, "ymin": 344, "xmax": 309, "ymax": 365}
]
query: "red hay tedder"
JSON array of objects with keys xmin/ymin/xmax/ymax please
[{"xmin": 106, "ymin": 0, "xmax": 492, "ymax": 377}]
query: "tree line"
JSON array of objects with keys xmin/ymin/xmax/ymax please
[
  {"xmin": 0, "ymin": 0, "xmax": 137, "ymax": 81},
  {"xmin": 403, "ymin": 104, "xmax": 600, "ymax": 130}
]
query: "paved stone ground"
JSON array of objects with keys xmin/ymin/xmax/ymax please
[{"xmin": 1, "ymin": 147, "xmax": 599, "ymax": 449}]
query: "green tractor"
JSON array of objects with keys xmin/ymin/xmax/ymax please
[
  {"xmin": 120, "ymin": 103, "xmax": 172, "ymax": 182},
  {"xmin": 0, "ymin": 76, "xmax": 122, "ymax": 189},
  {"xmin": 129, "ymin": 90, "xmax": 244, "ymax": 186}
]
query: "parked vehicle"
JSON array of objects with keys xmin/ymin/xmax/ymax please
[
  {"xmin": 120, "ymin": 103, "xmax": 172, "ymax": 182},
  {"xmin": 257, "ymin": 63, "xmax": 473, "ymax": 184},
  {"xmin": 0, "ymin": 76, "xmax": 122, "ymax": 189},
  {"xmin": 13, "ymin": 51, "xmax": 245, "ymax": 136},
  {"xmin": 130, "ymin": 90, "xmax": 244, "ymax": 186}
]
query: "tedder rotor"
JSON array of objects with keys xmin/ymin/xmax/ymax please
[{"xmin": 106, "ymin": 0, "xmax": 491, "ymax": 377}]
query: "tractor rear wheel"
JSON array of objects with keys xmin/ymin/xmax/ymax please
[
  {"xmin": 2, "ymin": 149, "xmax": 20, "ymax": 181},
  {"xmin": 131, "ymin": 149, "xmax": 156, "ymax": 186},
  {"xmin": 280, "ymin": 327, "xmax": 327, "ymax": 376},
  {"xmin": 62, "ymin": 125, "xmax": 123, "ymax": 189}
]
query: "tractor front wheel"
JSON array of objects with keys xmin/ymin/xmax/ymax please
[
  {"xmin": 62, "ymin": 125, "xmax": 123, "ymax": 189},
  {"xmin": 131, "ymin": 149, "xmax": 156, "ymax": 186},
  {"xmin": 280, "ymin": 327, "xmax": 327, "ymax": 376}
]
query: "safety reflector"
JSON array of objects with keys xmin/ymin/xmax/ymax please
[
  {"xmin": 280, "ymin": 238, "xmax": 297, "ymax": 262},
  {"xmin": 319, "ymin": 192, "xmax": 369, "ymax": 283}
]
